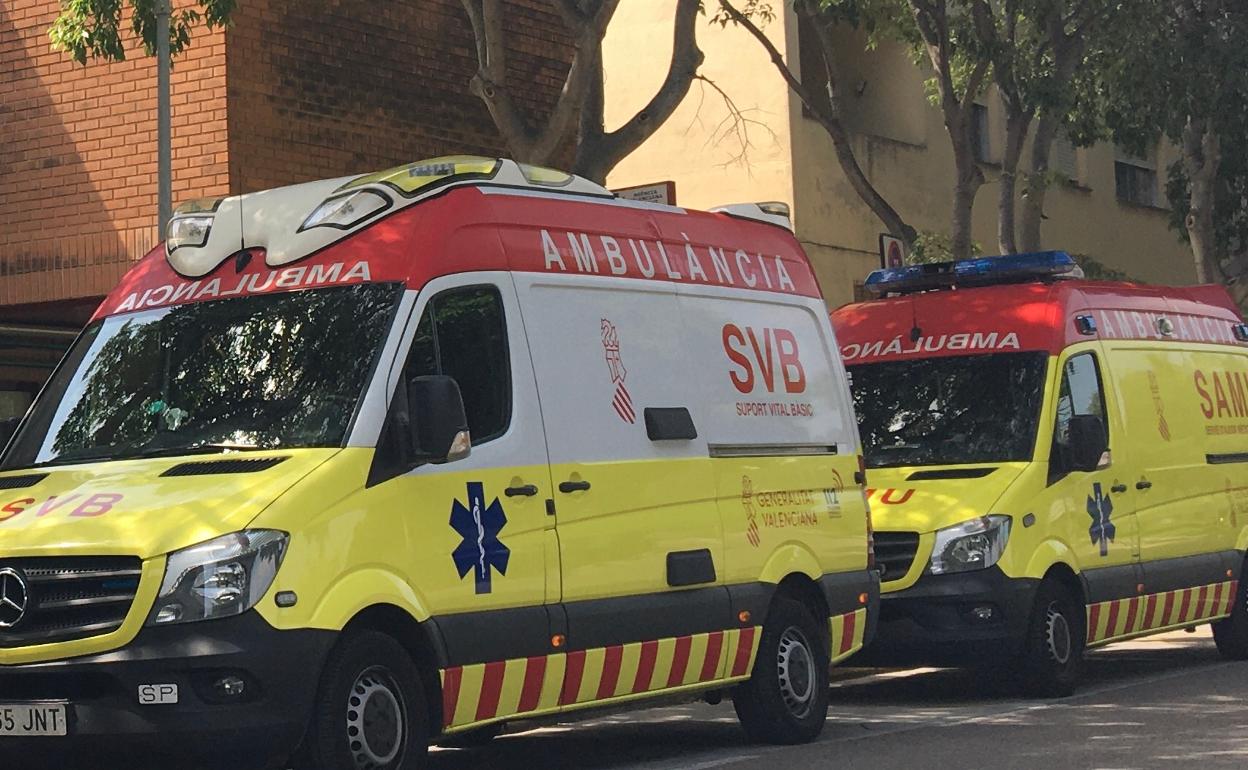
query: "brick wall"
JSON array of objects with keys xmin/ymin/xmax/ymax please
[
  {"xmin": 0, "ymin": 0, "xmax": 228, "ymax": 306},
  {"xmin": 0, "ymin": 0, "xmax": 573, "ymax": 309},
  {"xmin": 225, "ymin": 0, "xmax": 572, "ymax": 193}
]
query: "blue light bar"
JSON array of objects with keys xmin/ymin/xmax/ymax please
[{"xmin": 864, "ymin": 251, "xmax": 1084, "ymax": 296}]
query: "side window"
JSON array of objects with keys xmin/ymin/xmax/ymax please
[
  {"xmin": 1049, "ymin": 352, "xmax": 1108, "ymax": 480},
  {"xmin": 406, "ymin": 286, "xmax": 511, "ymax": 444}
]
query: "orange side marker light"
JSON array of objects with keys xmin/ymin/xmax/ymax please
[
  {"xmin": 551, "ymin": 634, "xmax": 565, "ymax": 648},
  {"xmin": 738, "ymin": 611, "xmax": 751, "ymax": 624},
  {"xmin": 858, "ymin": 593, "xmax": 869, "ymax": 605}
]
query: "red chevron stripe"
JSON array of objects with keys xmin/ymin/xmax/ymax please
[
  {"xmin": 1105, "ymin": 600, "xmax": 1122, "ymax": 638},
  {"xmin": 633, "ymin": 640, "xmax": 659, "ymax": 693},
  {"xmin": 668, "ymin": 635, "xmax": 692, "ymax": 687},
  {"xmin": 732, "ymin": 627, "xmax": 756, "ymax": 677},
  {"xmin": 1227, "ymin": 581, "xmax": 1240, "ymax": 615},
  {"xmin": 518, "ymin": 655, "xmax": 547, "ymax": 713},
  {"xmin": 1122, "ymin": 596, "xmax": 1140, "ymax": 635},
  {"xmin": 1162, "ymin": 590, "xmax": 1177, "ymax": 626},
  {"xmin": 476, "ymin": 660, "xmax": 507, "ymax": 721},
  {"xmin": 598, "ymin": 645, "xmax": 624, "ymax": 700},
  {"xmin": 1177, "ymin": 588, "xmax": 1194, "ymax": 623},
  {"xmin": 840, "ymin": 611, "xmax": 858, "ymax": 655},
  {"xmin": 1212, "ymin": 583, "xmax": 1225, "ymax": 619},
  {"xmin": 441, "ymin": 666, "xmax": 463, "ymax": 727},
  {"xmin": 1087, "ymin": 603, "xmax": 1102, "ymax": 643},
  {"xmin": 700, "ymin": 631, "xmax": 724, "ymax": 681},
  {"xmin": 1143, "ymin": 594, "xmax": 1159, "ymax": 629},
  {"xmin": 561, "ymin": 650, "xmax": 587, "ymax": 705},
  {"xmin": 1196, "ymin": 585, "xmax": 1210, "ymax": 619}
]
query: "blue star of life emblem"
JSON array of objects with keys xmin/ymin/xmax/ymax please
[
  {"xmin": 1087, "ymin": 482, "xmax": 1115, "ymax": 557},
  {"xmin": 450, "ymin": 481, "xmax": 510, "ymax": 594}
]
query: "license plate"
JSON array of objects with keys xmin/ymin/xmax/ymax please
[{"xmin": 0, "ymin": 704, "xmax": 68, "ymax": 736}]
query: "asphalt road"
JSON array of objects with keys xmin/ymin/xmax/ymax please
[{"xmin": 430, "ymin": 627, "xmax": 1248, "ymax": 770}]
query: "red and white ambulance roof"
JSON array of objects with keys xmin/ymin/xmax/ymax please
[
  {"xmin": 831, "ymin": 277, "xmax": 1246, "ymax": 366},
  {"xmin": 94, "ymin": 156, "xmax": 820, "ymax": 321}
]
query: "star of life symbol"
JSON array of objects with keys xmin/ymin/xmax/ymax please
[
  {"xmin": 742, "ymin": 476, "xmax": 760, "ymax": 548},
  {"xmin": 1087, "ymin": 482, "xmax": 1115, "ymax": 557},
  {"xmin": 450, "ymin": 482, "xmax": 510, "ymax": 594},
  {"xmin": 602, "ymin": 318, "xmax": 636, "ymax": 424}
]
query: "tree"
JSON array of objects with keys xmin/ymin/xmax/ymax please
[
  {"xmin": 1092, "ymin": 0, "xmax": 1248, "ymax": 303},
  {"xmin": 968, "ymin": 0, "xmax": 1115, "ymax": 254},
  {"xmin": 900, "ymin": 0, "xmax": 994, "ymax": 261},
  {"xmin": 49, "ymin": 0, "xmax": 235, "ymax": 64},
  {"xmin": 460, "ymin": 0, "xmax": 705, "ymax": 184},
  {"xmin": 715, "ymin": 0, "xmax": 918, "ymax": 246}
]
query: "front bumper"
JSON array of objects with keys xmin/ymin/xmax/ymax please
[
  {"xmin": 0, "ymin": 611, "xmax": 335, "ymax": 766},
  {"xmin": 857, "ymin": 566, "xmax": 1039, "ymax": 665}
]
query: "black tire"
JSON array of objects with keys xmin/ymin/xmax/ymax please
[
  {"xmin": 733, "ymin": 596, "xmax": 830, "ymax": 744},
  {"xmin": 303, "ymin": 631, "xmax": 429, "ymax": 770},
  {"xmin": 1017, "ymin": 578, "xmax": 1084, "ymax": 698},
  {"xmin": 1212, "ymin": 571, "xmax": 1248, "ymax": 659}
]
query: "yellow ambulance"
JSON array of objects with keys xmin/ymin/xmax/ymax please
[
  {"xmin": 0, "ymin": 157, "xmax": 877, "ymax": 768},
  {"xmin": 831, "ymin": 252, "xmax": 1248, "ymax": 695}
]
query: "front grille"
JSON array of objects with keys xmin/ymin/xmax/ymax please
[
  {"xmin": 874, "ymin": 531, "xmax": 920, "ymax": 583},
  {"xmin": 0, "ymin": 557, "xmax": 142, "ymax": 648}
]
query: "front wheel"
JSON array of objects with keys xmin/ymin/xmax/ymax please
[
  {"xmin": 733, "ymin": 597, "xmax": 830, "ymax": 744},
  {"xmin": 303, "ymin": 631, "xmax": 429, "ymax": 770},
  {"xmin": 1017, "ymin": 578, "xmax": 1084, "ymax": 697},
  {"xmin": 1212, "ymin": 573, "xmax": 1248, "ymax": 659}
]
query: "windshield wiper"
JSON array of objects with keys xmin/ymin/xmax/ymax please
[{"xmin": 33, "ymin": 442, "xmax": 264, "ymax": 468}]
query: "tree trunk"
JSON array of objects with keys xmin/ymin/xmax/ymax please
[
  {"xmin": 719, "ymin": 0, "xmax": 916, "ymax": 246},
  {"xmin": 1182, "ymin": 118, "xmax": 1221, "ymax": 284},
  {"xmin": 947, "ymin": 109, "xmax": 985, "ymax": 260},
  {"xmin": 997, "ymin": 105, "xmax": 1032, "ymax": 254},
  {"xmin": 1019, "ymin": 113, "xmax": 1061, "ymax": 253}
]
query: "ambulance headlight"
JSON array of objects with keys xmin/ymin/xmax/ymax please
[
  {"xmin": 147, "ymin": 530, "xmax": 288, "ymax": 626},
  {"xmin": 166, "ymin": 214, "xmax": 214, "ymax": 253},
  {"xmin": 300, "ymin": 189, "xmax": 391, "ymax": 232},
  {"xmin": 929, "ymin": 515, "xmax": 1011, "ymax": 575}
]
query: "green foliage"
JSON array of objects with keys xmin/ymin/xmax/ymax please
[
  {"xmin": 49, "ymin": 0, "xmax": 236, "ymax": 64},
  {"xmin": 1070, "ymin": 253, "xmax": 1137, "ymax": 282},
  {"xmin": 908, "ymin": 230, "xmax": 982, "ymax": 264}
]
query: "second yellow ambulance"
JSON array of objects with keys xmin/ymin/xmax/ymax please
[{"xmin": 833, "ymin": 252, "xmax": 1248, "ymax": 695}]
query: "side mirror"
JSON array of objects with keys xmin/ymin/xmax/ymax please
[
  {"xmin": 1068, "ymin": 414, "xmax": 1108, "ymax": 472},
  {"xmin": 0, "ymin": 417, "xmax": 20, "ymax": 450},
  {"xmin": 408, "ymin": 375, "xmax": 471, "ymax": 463}
]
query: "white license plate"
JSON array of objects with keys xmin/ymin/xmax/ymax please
[{"xmin": 0, "ymin": 704, "xmax": 68, "ymax": 736}]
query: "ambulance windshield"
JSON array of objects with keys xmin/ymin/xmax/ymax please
[
  {"xmin": 848, "ymin": 352, "xmax": 1048, "ymax": 468},
  {"xmin": 3, "ymin": 283, "xmax": 402, "ymax": 469}
]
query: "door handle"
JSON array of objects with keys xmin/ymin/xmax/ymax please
[
  {"xmin": 558, "ymin": 480, "xmax": 591, "ymax": 493},
  {"xmin": 1111, "ymin": 483, "xmax": 1128, "ymax": 494},
  {"xmin": 1136, "ymin": 480, "xmax": 1153, "ymax": 490},
  {"xmin": 505, "ymin": 484, "xmax": 539, "ymax": 497}
]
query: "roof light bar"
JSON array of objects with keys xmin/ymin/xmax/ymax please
[{"xmin": 864, "ymin": 251, "xmax": 1084, "ymax": 296}]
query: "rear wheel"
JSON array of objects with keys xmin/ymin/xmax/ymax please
[
  {"xmin": 1212, "ymin": 572, "xmax": 1248, "ymax": 659},
  {"xmin": 733, "ymin": 597, "xmax": 830, "ymax": 744},
  {"xmin": 1017, "ymin": 578, "xmax": 1084, "ymax": 697},
  {"xmin": 303, "ymin": 631, "xmax": 429, "ymax": 770}
]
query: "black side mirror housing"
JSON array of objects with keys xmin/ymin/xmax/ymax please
[
  {"xmin": 408, "ymin": 375, "xmax": 471, "ymax": 463},
  {"xmin": 1068, "ymin": 414, "xmax": 1108, "ymax": 472}
]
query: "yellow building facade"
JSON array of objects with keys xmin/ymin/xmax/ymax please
[{"xmin": 603, "ymin": 3, "xmax": 1194, "ymax": 309}]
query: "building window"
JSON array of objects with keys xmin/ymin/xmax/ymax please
[
  {"xmin": 1115, "ymin": 145, "xmax": 1158, "ymax": 207},
  {"xmin": 1051, "ymin": 132, "xmax": 1079, "ymax": 182},
  {"xmin": 971, "ymin": 103, "xmax": 991, "ymax": 163}
]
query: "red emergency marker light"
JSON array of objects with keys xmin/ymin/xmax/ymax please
[{"xmin": 863, "ymin": 251, "xmax": 1084, "ymax": 296}]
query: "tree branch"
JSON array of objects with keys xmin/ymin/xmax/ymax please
[{"xmin": 576, "ymin": 0, "xmax": 702, "ymax": 178}]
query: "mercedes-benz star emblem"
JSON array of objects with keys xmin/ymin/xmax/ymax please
[{"xmin": 0, "ymin": 567, "xmax": 30, "ymax": 630}]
